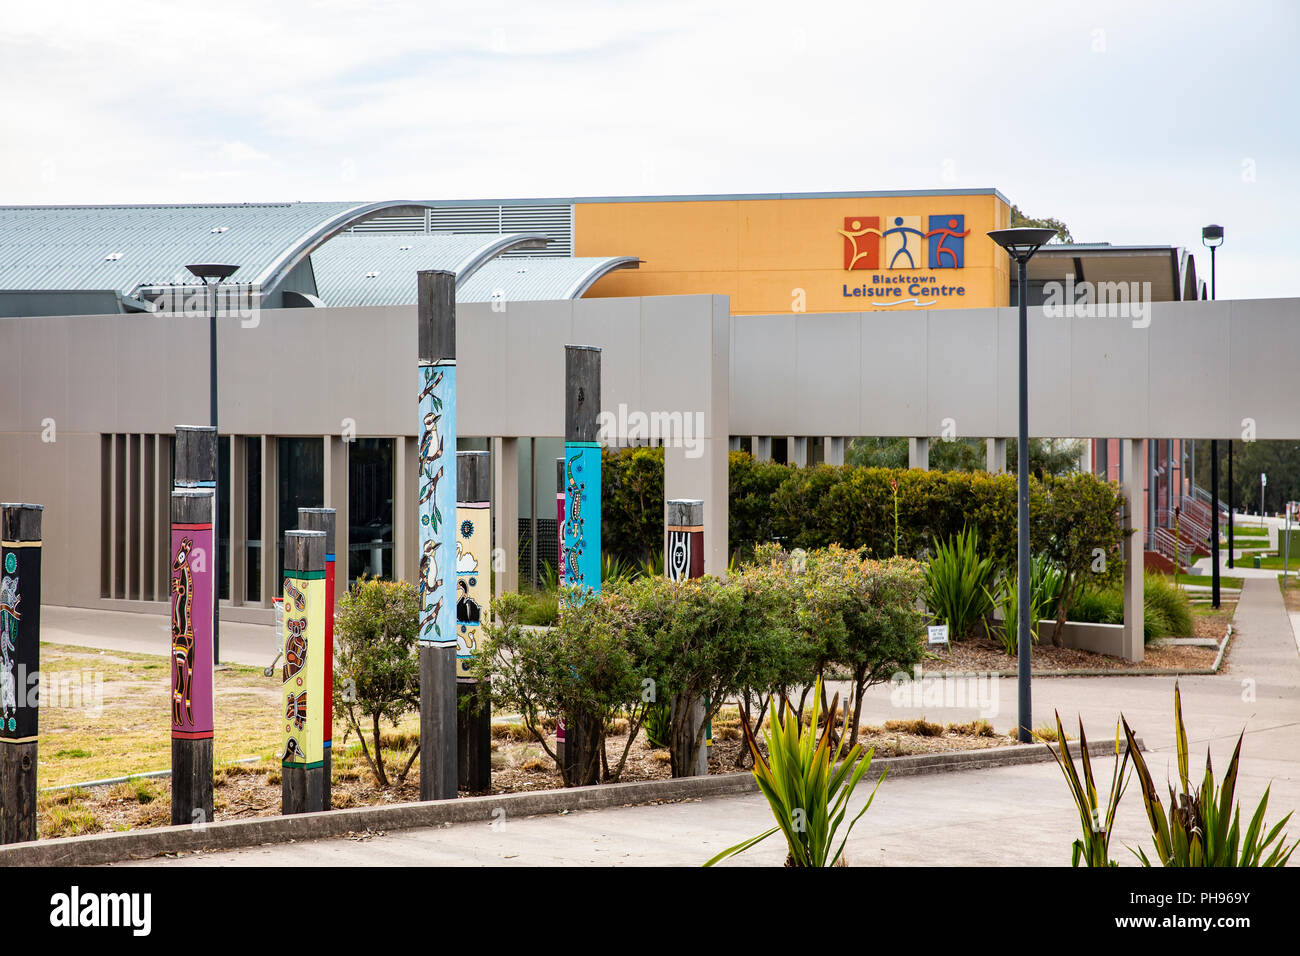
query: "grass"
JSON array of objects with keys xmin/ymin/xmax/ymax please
[
  {"xmin": 37, "ymin": 643, "xmax": 283, "ymax": 789},
  {"xmin": 1176, "ymin": 574, "xmax": 1243, "ymax": 589},
  {"xmin": 1244, "ymin": 553, "xmax": 1300, "ymax": 570}
]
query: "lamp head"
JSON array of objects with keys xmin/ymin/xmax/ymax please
[
  {"xmin": 987, "ymin": 227, "xmax": 1058, "ymax": 263},
  {"xmin": 1201, "ymin": 224, "xmax": 1224, "ymax": 248},
  {"xmin": 185, "ymin": 263, "xmax": 240, "ymax": 282}
]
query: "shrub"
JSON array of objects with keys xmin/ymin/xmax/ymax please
[
  {"xmin": 333, "ymin": 577, "xmax": 421, "ymax": 788},
  {"xmin": 1143, "ymin": 573, "xmax": 1193, "ymax": 639},
  {"xmin": 921, "ymin": 527, "xmax": 996, "ymax": 639},
  {"xmin": 704, "ymin": 679, "xmax": 883, "ymax": 868},
  {"xmin": 1123, "ymin": 683, "xmax": 1297, "ymax": 867},
  {"xmin": 643, "ymin": 702, "xmax": 671, "ymax": 749},
  {"xmin": 1069, "ymin": 586, "xmax": 1124, "ymax": 625},
  {"xmin": 468, "ymin": 590, "xmax": 646, "ymax": 786}
]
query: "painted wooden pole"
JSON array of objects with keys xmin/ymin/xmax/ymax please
[
  {"xmin": 298, "ymin": 507, "xmax": 336, "ymax": 810},
  {"xmin": 171, "ymin": 425, "xmax": 217, "ymax": 826},
  {"xmin": 281, "ymin": 529, "xmax": 327, "ymax": 814},
  {"xmin": 0, "ymin": 503, "xmax": 42, "ymax": 844},
  {"xmin": 554, "ymin": 457, "xmax": 567, "ymax": 768},
  {"xmin": 417, "ymin": 270, "xmax": 458, "ymax": 801},
  {"xmin": 455, "ymin": 451, "xmax": 492, "ymax": 791},
  {"xmin": 666, "ymin": 499, "xmax": 708, "ymax": 776},
  {"xmin": 561, "ymin": 345, "xmax": 601, "ymax": 787}
]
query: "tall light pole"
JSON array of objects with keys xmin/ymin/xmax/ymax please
[
  {"xmin": 988, "ymin": 226, "xmax": 1056, "ymax": 743},
  {"xmin": 186, "ymin": 263, "xmax": 239, "ymax": 666},
  {"xmin": 1201, "ymin": 226, "xmax": 1224, "ymax": 606}
]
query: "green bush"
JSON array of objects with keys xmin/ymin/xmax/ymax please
[
  {"xmin": 1069, "ymin": 586, "xmax": 1124, "ymax": 625},
  {"xmin": 1144, "ymin": 573, "xmax": 1193, "ymax": 640},
  {"xmin": 921, "ymin": 527, "xmax": 996, "ymax": 639},
  {"xmin": 333, "ymin": 577, "xmax": 421, "ymax": 788},
  {"xmin": 643, "ymin": 702, "xmax": 671, "ymax": 749},
  {"xmin": 1032, "ymin": 554, "xmax": 1065, "ymax": 621}
]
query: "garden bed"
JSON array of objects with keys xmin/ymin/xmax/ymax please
[{"xmin": 37, "ymin": 713, "xmax": 1017, "ymax": 840}]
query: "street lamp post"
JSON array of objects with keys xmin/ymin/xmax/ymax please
[
  {"xmin": 185, "ymin": 263, "xmax": 239, "ymax": 666},
  {"xmin": 988, "ymin": 226, "xmax": 1057, "ymax": 743},
  {"xmin": 1201, "ymin": 226, "xmax": 1224, "ymax": 606}
]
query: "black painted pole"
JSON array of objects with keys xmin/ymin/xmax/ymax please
[
  {"xmin": 0, "ymin": 503, "xmax": 42, "ymax": 844},
  {"xmin": 417, "ymin": 270, "xmax": 459, "ymax": 802},
  {"xmin": 1016, "ymin": 256, "xmax": 1032, "ymax": 743},
  {"xmin": 1227, "ymin": 441, "xmax": 1235, "ymax": 568},
  {"xmin": 1211, "ymin": 440, "xmax": 1222, "ymax": 609}
]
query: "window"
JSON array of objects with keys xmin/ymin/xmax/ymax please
[
  {"xmin": 349, "ymin": 438, "xmax": 393, "ymax": 582},
  {"xmin": 277, "ymin": 438, "xmax": 324, "ymax": 582}
]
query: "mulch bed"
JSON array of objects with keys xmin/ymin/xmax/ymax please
[{"xmin": 927, "ymin": 625, "xmax": 1227, "ymax": 675}]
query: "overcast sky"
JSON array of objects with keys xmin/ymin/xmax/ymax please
[{"xmin": 2, "ymin": 0, "xmax": 1296, "ymax": 298}]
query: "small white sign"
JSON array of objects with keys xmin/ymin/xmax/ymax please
[{"xmin": 928, "ymin": 624, "xmax": 950, "ymax": 646}]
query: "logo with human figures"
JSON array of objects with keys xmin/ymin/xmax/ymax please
[{"xmin": 839, "ymin": 214, "xmax": 969, "ymax": 270}]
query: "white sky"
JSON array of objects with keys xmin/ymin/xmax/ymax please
[{"xmin": 2, "ymin": 0, "xmax": 1296, "ymax": 298}]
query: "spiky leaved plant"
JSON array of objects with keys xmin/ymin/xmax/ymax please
[{"xmin": 1040, "ymin": 710, "xmax": 1130, "ymax": 866}]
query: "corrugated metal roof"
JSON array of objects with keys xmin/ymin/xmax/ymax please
[
  {"xmin": 309, "ymin": 233, "xmax": 548, "ymax": 307},
  {"xmin": 456, "ymin": 256, "xmax": 640, "ymax": 302},
  {"xmin": 0, "ymin": 201, "xmax": 430, "ymax": 305}
]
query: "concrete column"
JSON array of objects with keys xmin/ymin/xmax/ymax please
[
  {"xmin": 824, "ymin": 436, "xmax": 845, "ymax": 466},
  {"xmin": 1122, "ymin": 438, "xmax": 1145, "ymax": 663},
  {"xmin": 260, "ymin": 435, "xmax": 278, "ymax": 605},
  {"xmin": 753, "ymin": 436, "xmax": 772, "ymax": 462},
  {"xmin": 229, "ymin": 435, "xmax": 246, "ymax": 606},
  {"xmin": 986, "ymin": 437, "xmax": 1006, "ymax": 475},
  {"xmin": 909, "ymin": 437, "xmax": 930, "ymax": 471},
  {"xmin": 394, "ymin": 435, "xmax": 418, "ymax": 585},
  {"xmin": 788, "ymin": 436, "xmax": 808, "ymax": 467},
  {"xmin": 491, "ymin": 436, "xmax": 519, "ymax": 597}
]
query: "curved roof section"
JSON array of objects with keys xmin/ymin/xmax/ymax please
[
  {"xmin": 457, "ymin": 256, "xmax": 640, "ymax": 302},
  {"xmin": 310, "ymin": 233, "xmax": 549, "ymax": 307},
  {"xmin": 0, "ymin": 201, "xmax": 431, "ymax": 308}
]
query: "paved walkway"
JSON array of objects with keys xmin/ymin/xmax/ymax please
[
  {"xmin": 120, "ymin": 577, "xmax": 1300, "ymax": 867},
  {"xmin": 43, "ymin": 605, "xmax": 273, "ymax": 669}
]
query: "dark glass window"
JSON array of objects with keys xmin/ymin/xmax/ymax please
[
  {"xmin": 278, "ymin": 438, "xmax": 324, "ymax": 582},
  {"xmin": 349, "ymin": 438, "xmax": 393, "ymax": 583},
  {"xmin": 246, "ymin": 437, "xmax": 262, "ymax": 602}
]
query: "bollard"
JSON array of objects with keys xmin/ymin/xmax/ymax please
[
  {"xmin": 281, "ymin": 529, "xmax": 327, "ymax": 814},
  {"xmin": 666, "ymin": 499, "xmax": 708, "ymax": 776},
  {"xmin": 455, "ymin": 451, "xmax": 492, "ymax": 791},
  {"xmin": 0, "ymin": 503, "xmax": 42, "ymax": 843},
  {"xmin": 561, "ymin": 345, "xmax": 602, "ymax": 787},
  {"xmin": 417, "ymin": 269, "xmax": 459, "ymax": 801},
  {"xmin": 299, "ymin": 507, "xmax": 336, "ymax": 810},
  {"xmin": 555, "ymin": 457, "xmax": 566, "ymax": 767}
]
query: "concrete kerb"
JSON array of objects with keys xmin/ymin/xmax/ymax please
[{"xmin": 0, "ymin": 737, "xmax": 1139, "ymax": 867}]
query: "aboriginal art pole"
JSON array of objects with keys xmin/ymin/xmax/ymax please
[
  {"xmin": 299, "ymin": 507, "xmax": 336, "ymax": 810},
  {"xmin": 171, "ymin": 426, "xmax": 217, "ymax": 826},
  {"xmin": 561, "ymin": 345, "xmax": 602, "ymax": 787},
  {"xmin": 555, "ymin": 457, "xmax": 567, "ymax": 767},
  {"xmin": 455, "ymin": 451, "xmax": 491, "ymax": 791},
  {"xmin": 0, "ymin": 503, "xmax": 42, "ymax": 844},
  {"xmin": 666, "ymin": 498, "xmax": 708, "ymax": 776},
  {"xmin": 417, "ymin": 270, "xmax": 458, "ymax": 801},
  {"xmin": 281, "ymin": 529, "xmax": 326, "ymax": 814}
]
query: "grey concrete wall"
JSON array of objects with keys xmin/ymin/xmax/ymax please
[
  {"xmin": 0, "ymin": 294, "xmax": 730, "ymax": 608},
  {"xmin": 730, "ymin": 297, "xmax": 1300, "ymax": 440}
]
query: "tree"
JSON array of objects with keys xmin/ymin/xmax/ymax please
[
  {"xmin": 1037, "ymin": 473, "xmax": 1126, "ymax": 644},
  {"xmin": 332, "ymin": 577, "xmax": 421, "ymax": 787},
  {"xmin": 1192, "ymin": 439, "xmax": 1300, "ymax": 518},
  {"xmin": 601, "ymin": 446, "xmax": 664, "ymax": 567},
  {"xmin": 1010, "ymin": 204, "xmax": 1073, "ymax": 243},
  {"xmin": 1007, "ymin": 438, "xmax": 1086, "ymax": 479}
]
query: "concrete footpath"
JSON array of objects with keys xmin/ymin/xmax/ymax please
[
  {"xmin": 43, "ymin": 604, "xmax": 272, "ymax": 669},
  {"xmin": 120, "ymin": 577, "xmax": 1300, "ymax": 867}
]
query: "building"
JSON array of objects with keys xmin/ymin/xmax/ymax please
[{"xmin": 0, "ymin": 189, "xmax": 1237, "ymax": 632}]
